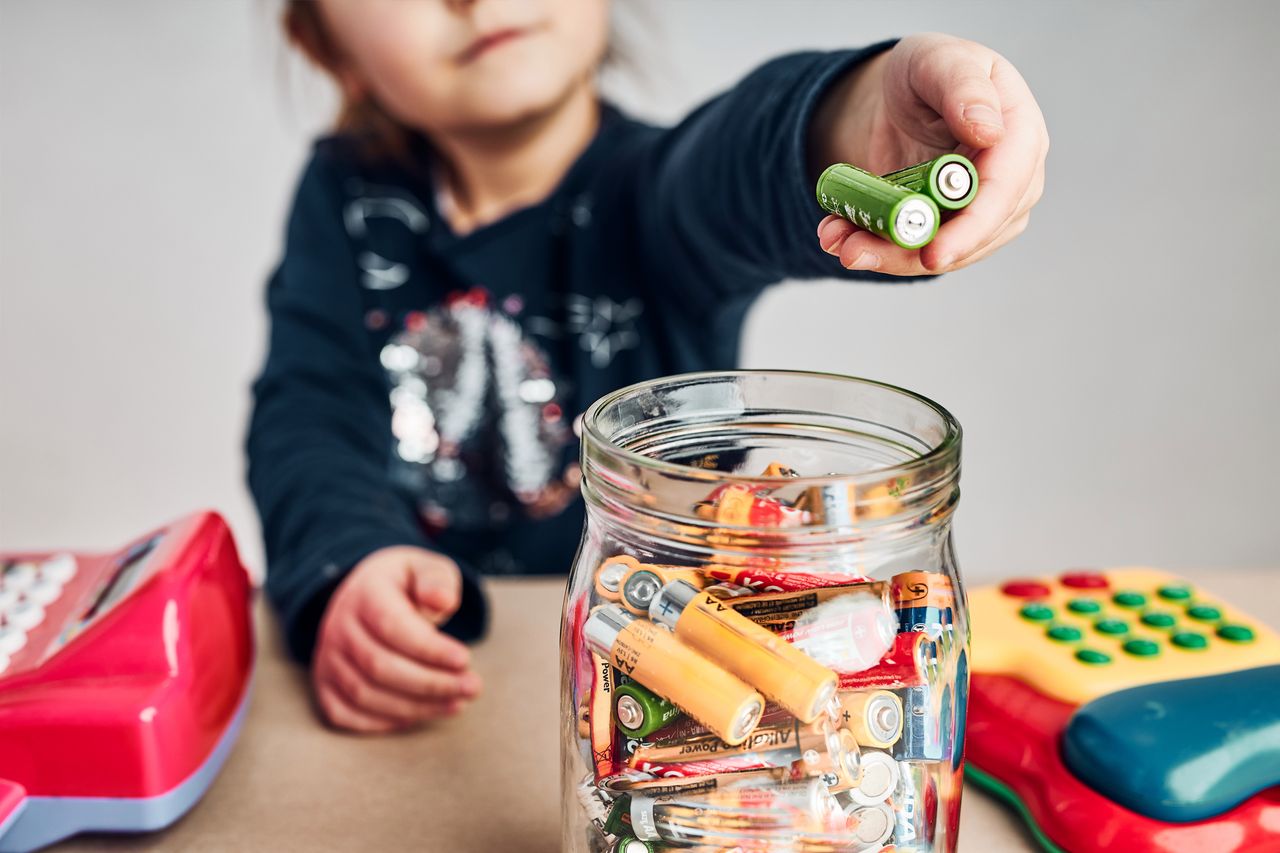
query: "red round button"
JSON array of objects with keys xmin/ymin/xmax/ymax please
[
  {"xmin": 1000, "ymin": 579, "xmax": 1052, "ymax": 598},
  {"xmin": 1060, "ymin": 571, "xmax": 1109, "ymax": 590}
]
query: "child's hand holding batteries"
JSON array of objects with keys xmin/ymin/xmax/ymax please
[
  {"xmin": 813, "ymin": 33, "xmax": 1048, "ymax": 274},
  {"xmin": 312, "ymin": 546, "xmax": 484, "ymax": 733}
]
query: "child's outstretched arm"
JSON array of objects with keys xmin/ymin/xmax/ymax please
[
  {"xmin": 248, "ymin": 155, "xmax": 484, "ymax": 732},
  {"xmin": 811, "ymin": 33, "xmax": 1047, "ymax": 275},
  {"xmin": 633, "ymin": 34, "xmax": 1046, "ymax": 311}
]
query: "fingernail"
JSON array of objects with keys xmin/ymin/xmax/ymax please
[
  {"xmin": 963, "ymin": 104, "xmax": 1003, "ymax": 129},
  {"xmin": 935, "ymin": 254, "xmax": 955, "ymax": 270},
  {"xmin": 846, "ymin": 250, "xmax": 880, "ymax": 271},
  {"xmin": 822, "ymin": 237, "xmax": 841, "ymax": 255}
]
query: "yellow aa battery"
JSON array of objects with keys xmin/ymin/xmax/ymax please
[
  {"xmin": 619, "ymin": 563, "xmax": 708, "ymax": 615},
  {"xmin": 834, "ymin": 690, "xmax": 903, "ymax": 750},
  {"xmin": 883, "ymin": 153, "xmax": 979, "ymax": 211},
  {"xmin": 584, "ymin": 605, "xmax": 765, "ymax": 746},
  {"xmin": 650, "ymin": 581, "xmax": 839, "ymax": 723}
]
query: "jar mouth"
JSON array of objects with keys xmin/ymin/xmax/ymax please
[{"xmin": 580, "ymin": 370, "xmax": 962, "ymax": 549}]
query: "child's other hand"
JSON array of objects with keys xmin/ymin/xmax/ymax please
[
  {"xmin": 312, "ymin": 546, "xmax": 483, "ymax": 733},
  {"xmin": 815, "ymin": 33, "xmax": 1048, "ymax": 275}
]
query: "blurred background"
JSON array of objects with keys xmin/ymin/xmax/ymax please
[{"xmin": 2, "ymin": 0, "xmax": 1277, "ymax": 583}]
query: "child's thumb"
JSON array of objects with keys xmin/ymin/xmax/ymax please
[
  {"xmin": 910, "ymin": 47, "xmax": 1006, "ymax": 149},
  {"xmin": 409, "ymin": 563, "xmax": 462, "ymax": 620}
]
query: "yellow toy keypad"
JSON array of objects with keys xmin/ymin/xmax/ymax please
[{"xmin": 969, "ymin": 567, "xmax": 1280, "ymax": 705}]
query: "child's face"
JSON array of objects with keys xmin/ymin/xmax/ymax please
[{"xmin": 317, "ymin": 0, "xmax": 609, "ymax": 135}]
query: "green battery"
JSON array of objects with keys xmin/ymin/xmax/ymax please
[
  {"xmin": 816, "ymin": 163, "xmax": 940, "ymax": 249},
  {"xmin": 613, "ymin": 838, "xmax": 659, "ymax": 853},
  {"xmin": 614, "ymin": 682, "xmax": 682, "ymax": 739},
  {"xmin": 882, "ymin": 153, "xmax": 978, "ymax": 211},
  {"xmin": 604, "ymin": 794, "xmax": 633, "ymax": 837}
]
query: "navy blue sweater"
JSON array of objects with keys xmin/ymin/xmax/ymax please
[{"xmin": 248, "ymin": 47, "xmax": 897, "ymax": 663}]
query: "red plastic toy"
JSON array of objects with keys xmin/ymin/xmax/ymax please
[{"xmin": 0, "ymin": 512, "xmax": 253, "ymax": 852}]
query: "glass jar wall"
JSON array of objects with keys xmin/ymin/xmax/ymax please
[{"xmin": 561, "ymin": 371, "xmax": 967, "ymax": 853}]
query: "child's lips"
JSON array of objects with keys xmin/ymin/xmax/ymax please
[{"xmin": 458, "ymin": 27, "xmax": 531, "ymax": 64}]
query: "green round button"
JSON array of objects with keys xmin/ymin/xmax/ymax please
[
  {"xmin": 1141, "ymin": 612, "xmax": 1177, "ymax": 629},
  {"xmin": 1019, "ymin": 604, "xmax": 1054, "ymax": 622},
  {"xmin": 1112, "ymin": 591, "xmax": 1146, "ymax": 608},
  {"xmin": 1047, "ymin": 625, "xmax": 1083, "ymax": 642},
  {"xmin": 1158, "ymin": 584, "xmax": 1193, "ymax": 601},
  {"xmin": 1067, "ymin": 599, "xmax": 1102, "ymax": 614},
  {"xmin": 1187, "ymin": 605, "xmax": 1222, "ymax": 622},
  {"xmin": 1217, "ymin": 624, "xmax": 1256, "ymax": 643},
  {"xmin": 1075, "ymin": 648, "xmax": 1112, "ymax": 665},
  {"xmin": 1095, "ymin": 619, "xmax": 1129, "ymax": 635},
  {"xmin": 1172, "ymin": 631, "xmax": 1208, "ymax": 649},
  {"xmin": 1123, "ymin": 638, "xmax": 1161, "ymax": 657}
]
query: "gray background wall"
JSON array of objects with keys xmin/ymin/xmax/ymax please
[{"xmin": 2, "ymin": 0, "xmax": 1277, "ymax": 584}]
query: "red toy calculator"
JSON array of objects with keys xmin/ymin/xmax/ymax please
[
  {"xmin": 0, "ymin": 512, "xmax": 253, "ymax": 852},
  {"xmin": 965, "ymin": 568, "xmax": 1280, "ymax": 852}
]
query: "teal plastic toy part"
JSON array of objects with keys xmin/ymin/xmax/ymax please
[{"xmin": 1061, "ymin": 664, "xmax": 1280, "ymax": 823}]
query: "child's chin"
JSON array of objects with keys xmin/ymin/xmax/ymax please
[{"xmin": 456, "ymin": 70, "xmax": 583, "ymax": 125}]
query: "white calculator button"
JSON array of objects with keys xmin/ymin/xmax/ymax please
[
  {"xmin": 7, "ymin": 601, "xmax": 43, "ymax": 631},
  {"xmin": 40, "ymin": 553, "xmax": 78, "ymax": 584},
  {"xmin": 0, "ymin": 624, "xmax": 26, "ymax": 656},
  {"xmin": 0, "ymin": 586, "xmax": 18, "ymax": 612},
  {"xmin": 26, "ymin": 579, "xmax": 62, "ymax": 607},
  {"xmin": 3, "ymin": 563, "xmax": 37, "ymax": 592}
]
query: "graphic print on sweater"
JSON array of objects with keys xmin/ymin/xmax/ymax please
[{"xmin": 380, "ymin": 287, "xmax": 579, "ymax": 533}]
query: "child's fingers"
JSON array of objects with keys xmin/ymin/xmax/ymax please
[
  {"xmin": 345, "ymin": 622, "xmax": 483, "ymax": 700},
  {"xmin": 358, "ymin": 588, "xmax": 472, "ymax": 671},
  {"xmin": 314, "ymin": 681, "xmax": 401, "ymax": 734},
  {"xmin": 834, "ymin": 230, "xmax": 933, "ymax": 277},
  {"xmin": 323, "ymin": 646, "xmax": 464, "ymax": 725},
  {"xmin": 920, "ymin": 131, "xmax": 1043, "ymax": 269},
  {"xmin": 817, "ymin": 216, "xmax": 856, "ymax": 254}
]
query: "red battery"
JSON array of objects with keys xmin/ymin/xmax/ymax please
[
  {"xmin": 629, "ymin": 754, "xmax": 788, "ymax": 778},
  {"xmin": 836, "ymin": 632, "xmax": 937, "ymax": 690},
  {"xmin": 704, "ymin": 566, "xmax": 870, "ymax": 592}
]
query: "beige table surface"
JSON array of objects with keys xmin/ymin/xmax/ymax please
[{"xmin": 55, "ymin": 570, "xmax": 1277, "ymax": 853}]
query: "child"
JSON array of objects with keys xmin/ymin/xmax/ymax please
[{"xmin": 249, "ymin": 0, "xmax": 1047, "ymax": 733}]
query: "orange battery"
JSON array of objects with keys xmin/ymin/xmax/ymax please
[
  {"xmin": 619, "ymin": 562, "xmax": 709, "ymax": 615},
  {"xmin": 890, "ymin": 571, "xmax": 954, "ymax": 609},
  {"xmin": 760, "ymin": 461, "xmax": 800, "ymax": 478},
  {"xmin": 650, "ymin": 581, "xmax": 838, "ymax": 723},
  {"xmin": 696, "ymin": 483, "xmax": 808, "ymax": 528},
  {"xmin": 584, "ymin": 605, "xmax": 765, "ymax": 746},
  {"xmin": 595, "ymin": 555, "xmax": 640, "ymax": 602}
]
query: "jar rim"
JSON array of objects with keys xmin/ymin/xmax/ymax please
[{"xmin": 582, "ymin": 369, "xmax": 962, "ymax": 487}]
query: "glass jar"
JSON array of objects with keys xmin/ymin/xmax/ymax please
[{"xmin": 561, "ymin": 371, "xmax": 966, "ymax": 853}]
